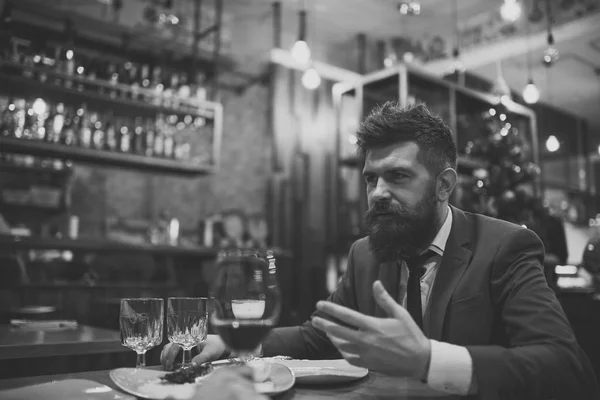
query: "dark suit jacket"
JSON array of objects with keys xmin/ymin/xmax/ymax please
[{"xmin": 262, "ymin": 206, "xmax": 599, "ymax": 399}]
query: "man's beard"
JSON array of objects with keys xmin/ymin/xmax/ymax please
[{"xmin": 365, "ymin": 185, "xmax": 439, "ymax": 263}]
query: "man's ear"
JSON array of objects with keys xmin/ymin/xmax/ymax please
[{"xmin": 436, "ymin": 168, "xmax": 457, "ymax": 202}]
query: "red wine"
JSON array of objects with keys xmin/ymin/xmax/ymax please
[{"xmin": 213, "ymin": 320, "xmax": 275, "ymax": 352}]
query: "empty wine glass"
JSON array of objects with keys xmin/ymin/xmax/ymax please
[
  {"xmin": 167, "ymin": 297, "xmax": 209, "ymax": 368},
  {"xmin": 120, "ymin": 298, "xmax": 164, "ymax": 368},
  {"xmin": 210, "ymin": 249, "xmax": 281, "ymax": 364}
]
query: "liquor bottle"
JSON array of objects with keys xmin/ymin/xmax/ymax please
[
  {"xmin": 63, "ymin": 47, "xmax": 75, "ymax": 89},
  {"xmin": 178, "ymin": 72, "xmax": 191, "ymax": 100},
  {"xmin": 144, "ymin": 117, "xmax": 155, "ymax": 157},
  {"xmin": 162, "ymin": 70, "xmax": 178, "ymax": 108},
  {"xmin": 163, "ymin": 114, "xmax": 177, "ymax": 158},
  {"xmin": 132, "ymin": 116, "xmax": 145, "ymax": 154},
  {"xmin": 77, "ymin": 104, "xmax": 92, "ymax": 148},
  {"xmin": 151, "ymin": 66, "xmax": 164, "ymax": 106},
  {"xmin": 12, "ymin": 99, "xmax": 26, "ymax": 139},
  {"xmin": 140, "ymin": 64, "xmax": 152, "ymax": 102},
  {"xmin": 91, "ymin": 112, "xmax": 105, "ymax": 150},
  {"xmin": 107, "ymin": 62, "xmax": 119, "ymax": 98},
  {"xmin": 118, "ymin": 118, "xmax": 131, "ymax": 153},
  {"xmin": 105, "ymin": 112, "xmax": 118, "ymax": 152},
  {"xmin": 44, "ymin": 102, "xmax": 65, "ymax": 143},
  {"xmin": 61, "ymin": 106, "xmax": 78, "ymax": 146},
  {"xmin": 128, "ymin": 62, "xmax": 140, "ymax": 100},
  {"xmin": 0, "ymin": 98, "xmax": 16, "ymax": 137},
  {"xmin": 153, "ymin": 113, "xmax": 165, "ymax": 157}
]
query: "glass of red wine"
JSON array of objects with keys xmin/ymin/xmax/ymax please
[{"xmin": 210, "ymin": 249, "xmax": 281, "ymax": 363}]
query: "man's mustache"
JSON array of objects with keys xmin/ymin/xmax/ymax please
[{"xmin": 367, "ymin": 200, "xmax": 405, "ymax": 216}]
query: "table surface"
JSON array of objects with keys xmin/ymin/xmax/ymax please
[
  {"xmin": 0, "ymin": 324, "xmax": 127, "ymax": 360},
  {"xmin": 0, "ymin": 367, "xmax": 460, "ymax": 399}
]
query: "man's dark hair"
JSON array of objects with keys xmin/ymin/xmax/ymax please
[{"xmin": 355, "ymin": 102, "xmax": 458, "ymax": 175}]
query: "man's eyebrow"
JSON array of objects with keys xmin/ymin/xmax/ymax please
[{"xmin": 363, "ymin": 166, "xmax": 414, "ymax": 176}]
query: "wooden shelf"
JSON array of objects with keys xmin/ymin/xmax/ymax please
[
  {"xmin": 0, "ymin": 68, "xmax": 218, "ymax": 120},
  {"xmin": 0, "ymin": 137, "xmax": 214, "ymax": 175},
  {"xmin": 0, "ymin": 161, "xmax": 74, "ymax": 177},
  {"xmin": 0, "ymin": 235, "xmax": 218, "ymax": 258}
]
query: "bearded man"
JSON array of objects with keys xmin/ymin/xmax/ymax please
[{"xmin": 163, "ymin": 103, "xmax": 598, "ymax": 399}]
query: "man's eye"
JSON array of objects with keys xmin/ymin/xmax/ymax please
[{"xmin": 364, "ymin": 175, "xmax": 377, "ymax": 184}]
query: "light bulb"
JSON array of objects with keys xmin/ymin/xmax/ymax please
[
  {"xmin": 291, "ymin": 40, "xmax": 311, "ymax": 65},
  {"xmin": 546, "ymin": 135, "xmax": 560, "ymax": 152},
  {"xmin": 384, "ymin": 52, "xmax": 397, "ymax": 68},
  {"xmin": 522, "ymin": 81, "xmax": 540, "ymax": 104},
  {"xmin": 32, "ymin": 98, "xmax": 47, "ymax": 115},
  {"xmin": 302, "ymin": 67, "xmax": 321, "ymax": 90},
  {"xmin": 500, "ymin": 0, "xmax": 522, "ymax": 22}
]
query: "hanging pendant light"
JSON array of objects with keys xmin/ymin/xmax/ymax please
[
  {"xmin": 301, "ymin": 66, "xmax": 321, "ymax": 90},
  {"xmin": 543, "ymin": 0, "xmax": 559, "ymax": 66},
  {"xmin": 291, "ymin": 7, "xmax": 311, "ymax": 65},
  {"xmin": 522, "ymin": 5, "xmax": 540, "ymax": 104},
  {"xmin": 500, "ymin": 0, "xmax": 522, "ymax": 22},
  {"xmin": 523, "ymin": 79, "xmax": 540, "ymax": 104}
]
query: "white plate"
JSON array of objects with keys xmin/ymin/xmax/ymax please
[
  {"xmin": 272, "ymin": 359, "xmax": 369, "ymax": 385},
  {"xmin": 0, "ymin": 379, "xmax": 134, "ymax": 400},
  {"xmin": 109, "ymin": 363, "xmax": 295, "ymax": 400}
]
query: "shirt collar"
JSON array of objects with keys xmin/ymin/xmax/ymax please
[{"xmin": 427, "ymin": 206, "xmax": 453, "ymax": 257}]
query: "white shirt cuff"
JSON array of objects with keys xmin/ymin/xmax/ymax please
[{"xmin": 426, "ymin": 339, "xmax": 474, "ymax": 395}]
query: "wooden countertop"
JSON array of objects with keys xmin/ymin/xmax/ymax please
[
  {"xmin": 0, "ymin": 324, "xmax": 127, "ymax": 360},
  {"xmin": 0, "ymin": 367, "xmax": 460, "ymax": 399}
]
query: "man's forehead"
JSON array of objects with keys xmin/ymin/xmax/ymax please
[{"xmin": 363, "ymin": 142, "xmax": 421, "ymax": 170}]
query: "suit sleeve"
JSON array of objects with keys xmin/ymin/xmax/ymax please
[
  {"xmin": 467, "ymin": 228, "xmax": 599, "ymax": 399},
  {"xmin": 261, "ymin": 241, "xmax": 360, "ymax": 359}
]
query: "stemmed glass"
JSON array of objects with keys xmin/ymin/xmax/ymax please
[
  {"xmin": 210, "ymin": 249, "xmax": 281, "ymax": 364},
  {"xmin": 167, "ymin": 297, "xmax": 209, "ymax": 368},
  {"xmin": 120, "ymin": 298, "xmax": 164, "ymax": 368}
]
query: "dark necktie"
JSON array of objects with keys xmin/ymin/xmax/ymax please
[{"xmin": 406, "ymin": 251, "xmax": 433, "ymax": 329}]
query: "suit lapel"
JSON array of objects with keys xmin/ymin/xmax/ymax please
[
  {"xmin": 375, "ymin": 260, "xmax": 400, "ymax": 318},
  {"xmin": 427, "ymin": 206, "xmax": 473, "ymax": 341}
]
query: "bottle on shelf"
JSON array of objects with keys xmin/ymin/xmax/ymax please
[
  {"xmin": 132, "ymin": 116, "xmax": 145, "ymax": 154},
  {"xmin": 12, "ymin": 98, "xmax": 26, "ymax": 139},
  {"xmin": 107, "ymin": 62, "xmax": 119, "ymax": 98},
  {"xmin": 104, "ymin": 111, "xmax": 118, "ymax": 152},
  {"xmin": 77, "ymin": 103, "xmax": 92, "ymax": 148},
  {"xmin": 61, "ymin": 105, "xmax": 78, "ymax": 146},
  {"xmin": 144, "ymin": 117, "xmax": 155, "ymax": 157},
  {"xmin": 118, "ymin": 117, "xmax": 132, "ymax": 153},
  {"xmin": 140, "ymin": 63, "xmax": 152, "ymax": 101},
  {"xmin": 44, "ymin": 102, "xmax": 65, "ymax": 144},
  {"xmin": 0, "ymin": 98, "xmax": 16, "ymax": 137},
  {"xmin": 151, "ymin": 65, "xmax": 164, "ymax": 106},
  {"xmin": 91, "ymin": 112, "xmax": 105, "ymax": 150},
  {"xmin": 62, "ymin": 47, "xmax": 75, "ymax": 89},
  {"xmin": 153, "ymin": 113, "xmax": 166, "ymax": 157}
]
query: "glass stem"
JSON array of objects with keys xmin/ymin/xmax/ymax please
[
  {"xmin": 238, "ymin": 351, "xmax": 254, "ymax": 364},
  {"xmin": 136, "ymin": 351, "xmax": 146, "ymax": 368},
  {"xmin": 182, "ymin": 348, "xmax": 192, "ymax": 367}
]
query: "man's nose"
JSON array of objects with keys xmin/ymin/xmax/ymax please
[{"xmin": 370, "ymin": 178, "xmax": 391, "ymax": 200}]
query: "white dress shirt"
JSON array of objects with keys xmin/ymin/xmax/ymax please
[{"xmin": 399, "ymin": 207, "xmax": 475, "ymax": 395}]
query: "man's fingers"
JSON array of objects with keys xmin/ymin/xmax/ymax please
[
  {"xmin": 312, "ymin": 316, "xmax": 364, "ymax": 342},
  {"xmin": 161, "ymin": 343, "xmax": 182, "ymax": 371},
  {"xmin": 372, "ymin": 280, "xmax": 407, "ymax": 319},
  {"xmin": 315, "ymin": 301, "xmax": 376, "ymax": 331}
]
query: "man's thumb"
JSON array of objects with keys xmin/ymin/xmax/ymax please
[{"xmin": 373, "ymin": 280, "xmax": 404, "ymax": 318}]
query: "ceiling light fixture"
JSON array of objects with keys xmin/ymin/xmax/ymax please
[
  {"xmin": 291, "ymin": 4, "xmax": 311, "ymax": 65},
  {"xmin": 500, "ymin": 0, "xmax": 522, "ymax": 22}
]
